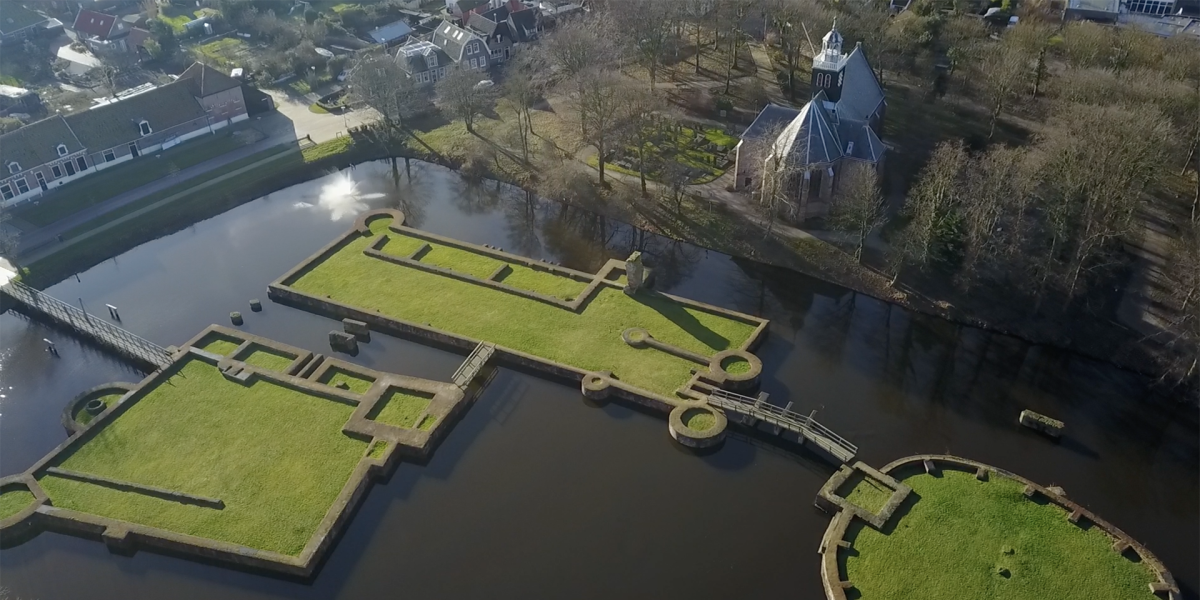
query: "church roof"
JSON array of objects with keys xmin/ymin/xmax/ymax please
[
  {"xmin": 837, "ymin": 119, "xmax": 885, "ymax": 163},
  {"xmin": 835, "ymin": 44, "xmax": 885, "ymax": 124},
  {"xmin": 773, "ymin": 92, "xmax": 842, "ymax": 166},
  {"xmin": 742, "ymin": 103, "xmax": 801, "ymax": 141}
]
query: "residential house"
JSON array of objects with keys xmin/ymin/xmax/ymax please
[
  {"xmin": 431, "ymin": 20, "xmax": 492, "ymax": 71},
  {"xmin": 72, "ymin": 9, "xmax": 133, "ymax": 53},
  {"xmin": 0, "ymin": 63, "xmax": 248, "ymax": 207},
  {"xmin": 733, "ymin": 22, "xmax": 886, "ymax": 223},
  {"xmin": 0, "ymin": 4, "xmax": 59, "ymax": 46},
  {"xmin": 464, "ymin": 5, "xmax": 541, "ymax": 63},
  {"xmin": 0, "ymin": 85, "xmax": 42, "ymax": 116},
  {"xmin": 176, "ymin": 62, "xmax": 250, "ymax": 127},
  {"xmin": 367, "ymin": 20, "xmax": 414, "ymax": 47},
  {"xmin": 448, "ymin": 0, "xmax": 529, "ymax": 19},
  {"xmin": 395, "ymin": 40, "xmax": 452, "ymax": 85}
]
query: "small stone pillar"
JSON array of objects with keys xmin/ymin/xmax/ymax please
[
  {"xmin": 329, "ymin": 331, "xmax": 358, "ymax": 354},
  {"xmin": 230, "ymin": 312, "xmax": 243, "ymax": 326},
  {"xmin": 624, "ymin": 251, "xmax": 644, "ymax": 296}
]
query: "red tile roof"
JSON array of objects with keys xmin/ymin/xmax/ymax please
[{"xmin": 73, "ymin": 9, "xmax": 117, "ymax": 40}]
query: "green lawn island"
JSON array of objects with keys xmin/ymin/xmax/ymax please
[
  {"xmin": 0, "ymin": 326, "xmax": 493, "ymax": 577},
  {"xmin": 270, "ymin": 209, "xmax": 771, "ymax": 442},
  {"xmin": 816, "ymin": 456, "xmax": 1180, "ymax": 600}
]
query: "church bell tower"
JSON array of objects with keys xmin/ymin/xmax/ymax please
[{"xmin": 810, "ymin": 21, "xmax": 846, "ymax": 103}]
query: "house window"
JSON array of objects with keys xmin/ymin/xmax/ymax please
[
  {"xmin": 467, "ymin": 44, "xmax": 475, "ymax": 55},
  {"xmin": 428, "ymin": 54, "xmax": 437, "ymax": 67},
  {"xmin": 76, "ymin": 157, "xmax": 88, "ymax": 172},
  {"xmin": 104, "ymin": 149, "xmax": 116, "ymax": 162},
  {"xmin": 52, "ymin": 165, "xmax": 62, "ymax": 178},
  {"xmin": 15, "ymin": 177, "xmax": 29, "ymax": 194},
  {"xmin": 6, "ymin": 162, "xmax": 19, "ymax": 174},
  {"xmin": 491, "ymin": 49, "xmax": 501, "ymax": 58},
  {"xmin": 0, "ymin": 185, "xmax": 12, "ymax": 200},
  {"xmin": 439, "ymin": 67, "xmax": 446, "ymax": 78},
  {"xmin": 57, "ymin": 144, "xmax": 69, "ymax": 157},
  {"xmin": 129, "ymin": 142, "xmax": 140, "ymax": 157},
  {"xmin": 138, "ymin": 120, "xmax": 152, "ymax": 136},
  {"xmin": 469, "ymin": 58, "xmax": 476, "ymax": 68}
]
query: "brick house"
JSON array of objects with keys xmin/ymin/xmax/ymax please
[
  {"xmin": 72, "ymin": 9, "xmax": 132, "ymax": 54},
  {"xmin": 0, "ymin": 63, "xmax": 249, "ymax": 206},
  {"xmin": 465, "ymin": 6, "xmax": 542, "ymax": 64}
]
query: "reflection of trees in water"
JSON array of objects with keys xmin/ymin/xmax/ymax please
[
  {"xmin": 503, "ymin": 190, "xmax": 543, "ymax": 258},
  {"xmin": 369, "ymin": 158, "xmax": 429, "ymax": 229},
  {"xmin": 456, "ymin": 179, "xmax": 506, "ymax": 215},
  {"xmin": 640, "ymin": 238, "xmax": 701, "ymax": 291},
  {"xmin": 541, "ymin": 203, "xmax": 623, "ymax": 272}
]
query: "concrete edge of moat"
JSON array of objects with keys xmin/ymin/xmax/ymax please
[
  {"xmin": 0, "ymin": 324, "xmax": 495, "ymax": 578},
  {"xmin": 813, "ymin": 455, "xmax": 1181, "ymax": 600},
  {"xmin": 267, "ymin": 209, "xmax": 771, "ymax": 438}
]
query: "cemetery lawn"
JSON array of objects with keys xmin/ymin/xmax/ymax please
[
  {"xmin": 288, "ymin": 216, "xmax": 758, "ymax": 397},
  {"xmin": 587, "ymin": 125, "xmax": 738, "ymax": 185},
  {"xmin": 842, "ymin": 469, "xmax": 1159, "ymax": 600},
  {"xmin": 38, "ymin": 358, "xmax": 367, "ymax": 555}
]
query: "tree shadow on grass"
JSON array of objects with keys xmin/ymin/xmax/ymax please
[{"xmin": 629, "ymin": 290, "xmax": 732, "ymax": 351}]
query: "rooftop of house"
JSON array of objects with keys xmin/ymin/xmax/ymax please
[
  {"xmin": 395, "ymin": 39, "xmax": 452, "ymax": 74},
  {"xmin": 177, "ymin": 62, "xmax": 242, "ymax": 97},
  {"xmin": 73, "ymin": 9, "xmax": 122, "ymax": 40},
  {"xmin": 65, "ymin": 81, "xmax": 207, "ymax": 150},
  {"xmin": 0, "ymin": 3, "xmax": 49, "ymax": 35},
  {"xmin": 0, "ymin": 115, "xmax": 84, "ymax": 172},
  {"xmin": 367, "ymin": 20, "xmax": 414, "ymax": 44},
  {"xmin": 432, "ymin": 20, "xmax": 481, "ymax": 61}
]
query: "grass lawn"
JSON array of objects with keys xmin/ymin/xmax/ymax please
[
  {"xmin": 301, "ymin": 136, "xmax": 354, "ymax": 163},
  {"xmin": 39, "ymin": 357, "xmax": 367, "ymax": 555},
  {"xmin": 240, "ymin": 345, "xmax": 296, "ymax": 372},
  {"xmin": 367, "ymin": 389, "xmax": 432, "ymax": 429},
  {"xmin": 377, "ymin": 233, "xmax": 588, "ymax": 300},
  {"xmin": 75, "ymin": 392, "xmax": 124, "ymax": 426},
  {"xmin": 14, "ymin": 132, "xmax": 249, "ymax": 227},
  {"xmin": 192, "ymin": 37, "xmax": 247, "ymax": 69},
  {"xmin": 0, "ymin": 488, "xmax": 36, "ymax": 519},
  {"xmin": 843, "ymin": 469, "xmax": 1158, "ymax": 600},
  {"xmin": 682, "ymin": 408, "xmax": 716, "ymax": 431},
  {"xmin": 319, "ymin": 368, "xmax": 375, "ymax": 394},
  {"xmin": 158, "ymin": 6, "xmax": 212, "ymax": 33},
  {"xmin": 367, "ymin": 440, "xmax": 387, "ymax": 459},
  {"xmin": 199, "ymin": 333, "xmax": 243, "ymax": 356},
  {"xmin": 290, "ymin": 216, "xmax": 758, "ymax": 397},
  {"xmin": 838, "ymin": 471, "xmax": 893, "ymax": 515},
  {"xmin": 721, "ymin": 356, "xmax": 751, "ymax": 374}
]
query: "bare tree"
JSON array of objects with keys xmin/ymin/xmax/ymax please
[
  {"xmin": 767, "ymin": 0, "xmax": 827, "ymax": 101},
  {"xmin": 976, "ymin": 39, "xmax": 1029, "ymax": 138},
  {"xmin": 502, "ymin": 52, "xmax": 547, "ymax": 161},
  {"xmin": 96, "ymin": 49, "xmax": 141, "ymax": 98},
  {"xmin": 621, "ymin": 87, "xmax": 667, "ymax": 194},
  {"xmin": 827, "ymin": 165, "xmax": 887, "ymax": 263},
  {"xmin": 1006, "ymin": 20, "xmax": 1056, "ymax": 97},
  {"xmin": 610, "ymin": 0, "xmax": 676, "ymax": 90},
  {"xmin": 889, "ymin": 140, "xmax": 968, "ymax": 280},
  {"xmin": 540, "ymin": 13, "xmax": 620, "ymax": 140},
  {"xmin": 575, "ymin": 69, "xmax": 629, "ymax": 183},
  {"xmin": 347, "ymin": 53, "xmax": 427, "ymax": 143},
  {"xmin": 742, "ymin": 119, "xmax": 801, "ymax": 237},
  {"xmin": 1059, "ymin": 21, "xmax": 1113, "ymax": 69},
  {"xmin": 435, "ymin": 65, "xmax": 494, "ymax": 134},
  {"xmin": 1151, "ymin": 218, "xmax": 1199, "ymax": 388},
  {"xmin": 956, "ymin": 145, "xmax": 1035, "ymax": 289}
]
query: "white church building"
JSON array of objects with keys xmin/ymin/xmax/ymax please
[{"xmin": 733, "ymin": 22, "xmax": 886, "ymax": 223}]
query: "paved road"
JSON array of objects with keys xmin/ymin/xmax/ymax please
[
  {"xmin": 15, "ymin": 114, "xmax": 301, "ymax": 258},
  {"xmin": 264, "ymin": 88, "xmax": 378, "ymax": 144}
]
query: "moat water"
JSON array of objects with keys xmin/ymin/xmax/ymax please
[{"xmin": 1, "ymin": 160, "xmax": 1196, "ymax": 600}]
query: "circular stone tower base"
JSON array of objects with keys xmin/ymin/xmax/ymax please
[{"xmin": 668, "ymin": 405, "xmax": 728, "ymax": 448}]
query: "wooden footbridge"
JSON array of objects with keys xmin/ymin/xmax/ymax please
[
  {"xmin": 1, "ymin": 280, "xmax": 170, "ymax": 370},
  {"xmin": 452, "ymin": 341, "xmax": 496, "ymax": 390},
  {"xmin": 705, "ymin": 389, "xmax": 858, "ymax": 463}
]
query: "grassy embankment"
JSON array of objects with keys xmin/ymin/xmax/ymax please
[
  {"xmin": 843, "ymin": 469, "xmax": 1158, "ymax": 600},
  {"xmin": 289, "ymin": 216, "xmax": 758, "ymax": 397},
  {"xmin": 39, "ymin": 358, "xmax": 367, "ymax": 556}
]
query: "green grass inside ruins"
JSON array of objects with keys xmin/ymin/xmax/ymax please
[
  {"xmin": 368, "ymin": 389, "xmax": 432, "ymax": 429},
  {"xmin": 74, "ymin": 392, "xmax": 124, "ymax": 426},
  {"xmin": 838, "ymin": 471, "xmax": 892, "ymax": 515},
  {"xmin": 289, "ymin": 216, "xmax": 757, "ymax": 397},
  {"xmin": 378, "ymin": 234, "xmax": 589, "ymax": 301},
  {"xmin": 38, "ymin": 357, "xmax": 367, "ymax": 556},
  {"xmin": 843, "ymin": 469, "xmax": 1158, "ymax": 600},
  {"xmin": 0, "ymin": 488, "xmax": 35, "ymax": 519}
]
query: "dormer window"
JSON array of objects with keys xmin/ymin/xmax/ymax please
[
  {"xmin": 56, "ymin": 144, "xmax": 69, "ymax": 157},
  {"xmin": 428, "ymin": 54, "xmax": 437, "ymax": 67},
  {"xmin": 138, "ymin": 120, "xmax": 152, "ymax": 136},
  {"xmin": 7, "ymin": 162, "xmax": 19, "ymax": 174}
]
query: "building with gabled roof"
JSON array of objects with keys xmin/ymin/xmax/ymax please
[
  {"xmin": 72, "ymin": 8, "xmax": 134, "ymax": 54},
  {"xmin": 0, "ymin": 3, "xmax": 59, "ymax": 46},
  {"xmin": 0, "ymin": 63, "xmax": 249, "ymax": 207},
  {"xmin": 396, "ymin": 20, "xmax": 493, "ymax": 84},
  {"xmin": 734, "ymin": 21, "xmax": 887, "ymax": 223}
]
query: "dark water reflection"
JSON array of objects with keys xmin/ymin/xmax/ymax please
[{"xmin": 1, "ymin": 160, "xmax": 1196, "ymax": 599}]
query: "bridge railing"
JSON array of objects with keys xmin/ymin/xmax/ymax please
[
  {"xmin": 2, "ymin": 280, "xmax": 170, "ymax": 368},
  {"xmin": 452, "ymin": 342, "xmax": 495, "ymax": 390},
  {"xmin": 708, "ymin": 389, "xmax": 857, "ymax": 462}
]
